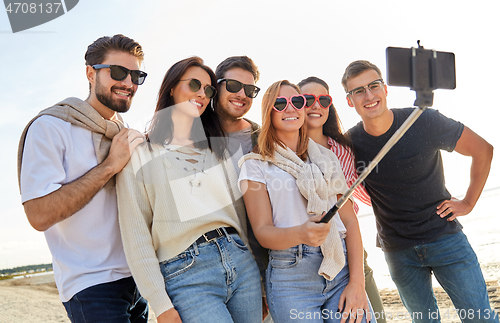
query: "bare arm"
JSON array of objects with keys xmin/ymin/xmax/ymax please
[
  {"xmin": 23, "ymin": 128, "xmax": 144, "ymax": 231},
  {"xmin": 156, "ymin": 308, "xmax": 182, "ymax": 323},
  {"xmin": 241, "ymin": 180, "xmax": 331, "ymax": 250},
  {"xmin": 436, "ymin": 126, "xmax": 493, "ymax": 221},
  {"xmin": 337, "ymin": 197, "xmax": 370, "ymax": 323}
]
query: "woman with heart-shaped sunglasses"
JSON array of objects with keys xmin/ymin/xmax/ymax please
[{"xmin": 239, "ymin": 80, "xmax": 373, "ymax": 323}]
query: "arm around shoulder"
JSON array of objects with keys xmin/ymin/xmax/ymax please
[{"xmin": 22, "ymin": 126, "xmax": 144, "ymax": 231}]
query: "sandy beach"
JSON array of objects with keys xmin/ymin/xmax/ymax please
[
  {"xmin": 0, "ymin": 272, "xmax": 498, "ymax": 323},
  {"xmin": 0, "ymin": 273, "xmax": 157, "ymax": 323},
  {"xmin": 2, "ymin": 187, "xmax": 498, "ymax": 323}
]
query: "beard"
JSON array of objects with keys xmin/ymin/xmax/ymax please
[
  {"xmin": 216, "ymin": 99, "xmax": 250, "ymax": 122},
  {"xmin": 95, "ymin": 73, "xmax": 135, "ymax": 113}
]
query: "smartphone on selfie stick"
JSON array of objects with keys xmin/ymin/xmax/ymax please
[{"xmin": 320, "ymin": 41, "xmax": 456, "ymax": 223}]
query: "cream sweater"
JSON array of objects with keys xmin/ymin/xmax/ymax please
[{"xmin": 116, "ymin": 142, "xmax": 245, "ymax": 317}]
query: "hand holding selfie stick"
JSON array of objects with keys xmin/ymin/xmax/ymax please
[{"xmin": 320, "ymin": 41, "xmax": 456, "ymax": 223}]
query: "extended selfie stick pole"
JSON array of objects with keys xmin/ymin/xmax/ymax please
[
  {"xmin": 320, "ymin": 41, "xmax": 446, "ymax": 223},
  {"xmin": 319, "ymin": 105, "xmax": 427, "ymax": 223}
]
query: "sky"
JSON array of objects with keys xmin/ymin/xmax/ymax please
[{"xmin": 0, "ymin": 0, "xmax": 499, "ymax": 270}]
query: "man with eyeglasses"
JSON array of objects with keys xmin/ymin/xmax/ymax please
[
  {"xmin": 343, "ymin": 60, "xmax": 497, "ymax": 322},
  {"xmin": 214, "ymin": 56, "xmax": 273, "ymax": 322},
  {"xmin": 17, "ymin": 34, "xmax": 149, "ymax": 323}
]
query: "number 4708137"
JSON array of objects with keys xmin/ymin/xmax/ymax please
[{"xmin": 5, "ymin": 2, "xmax": 62, "ymax": 14}]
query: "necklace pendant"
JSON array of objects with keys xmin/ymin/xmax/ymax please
[{"xmin": 189, "ymin": 178, "xmax": 201, "ymax": 188}]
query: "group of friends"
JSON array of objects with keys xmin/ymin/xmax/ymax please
[{"xmin": 17, "ymin": 34, "xmax": 497, "ymax": 323}]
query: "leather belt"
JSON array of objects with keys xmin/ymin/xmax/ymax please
[{"xmin": 195, "ymin": 227, "xmax": 238, "ymax": 245}]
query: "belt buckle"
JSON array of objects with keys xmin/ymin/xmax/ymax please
[{"xmin": 203, "ymin": 228, "xmax": 223, "ymax": 243}]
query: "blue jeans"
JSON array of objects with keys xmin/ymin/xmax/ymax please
[
  {"xmin": 384, "ymin": 231, "xmax": 498, "ymax": 323},
  {"xmin": 63, "ymin": 276, "xmax": 148, "ymax": 323},
  {"xmin": 159, "ymin": 231, "xmax": 262, "ymax": 323},
  {"xmin": 266, "ymin": 239, "xmax": 374, "ymax": 323}
]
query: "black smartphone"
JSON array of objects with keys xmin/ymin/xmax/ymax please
[{"xmin": 386, "ymin": 46, "xmax": 456, "ymax": 91}]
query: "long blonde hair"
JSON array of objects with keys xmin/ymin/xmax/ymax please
[{"xmin": 257, "ymin": 80, "xmax": 308, "ymax": 160}]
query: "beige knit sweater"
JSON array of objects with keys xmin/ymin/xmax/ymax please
[{"xmin": 116, "ymin": 142, "xmax": 245, "ymax": 317}]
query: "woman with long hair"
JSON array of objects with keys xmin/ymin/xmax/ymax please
[
  {"xmin": 299, "ymin": 76, "xmax": 385, "ymax": 323},
  {"xmin": 117, "ymin": 57, "xmax": 262, "ymax": 323},
  {"xmin": 239, "ymin": 80, "xmax": 373, "ymax": 323}
]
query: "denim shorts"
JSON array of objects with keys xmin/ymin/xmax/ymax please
[
  {"xmin": 159, "ymin": 231, "xmax": 262, "ymax": 323},
  {"xmin": 266, "ymin": 239, "xmax": 374, "ymax": 323}
]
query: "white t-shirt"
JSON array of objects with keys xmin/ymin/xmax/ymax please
[
  {"xmin": 20, "ymin": 115, "xmax": 131, "ymax": 302},
  {"xmin": 238, "ymin": 158, "xmax": 346, "ymax": 233}
]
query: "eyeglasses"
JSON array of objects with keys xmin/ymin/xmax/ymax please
[
  {"xmin": 92, "ymin": 64, "xmax": 147, "ymax": 85},
  {"xmin": 304, "ymin": 94, "xmax": 333, "ymax": 109},
  {"xmin": 347, "ymin": 79, "xmax": 384, "ymax": 100},
  {"xmin": 217, "ymin": 79, "xmax": 260, "ymax": 98},
  {"xmin": 273, "ymin": 95, "xmax": 306, "ymax": 112},
  {"xmin": 179, "ymin": 78, "xmax": 217, "ymax": 99}
]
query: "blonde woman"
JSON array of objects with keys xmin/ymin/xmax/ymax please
[{"xmin": 238, "ymin": 80, "xmax": 373, "ymax": 323}]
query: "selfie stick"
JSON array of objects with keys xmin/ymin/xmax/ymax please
[
  {"xmin": 319, "ymin": 105, "xmax": 427, "ymax": 223},
  {"xmin": 320, "ymin": 41, "xmax": 444, "ymax": 223}
]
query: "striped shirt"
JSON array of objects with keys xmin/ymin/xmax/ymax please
[{"xmin": 328, "ymin": 137, "xmax": 372, "ymax": 214}]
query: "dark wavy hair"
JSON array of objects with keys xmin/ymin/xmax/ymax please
[
  {"xmin": 146, "ymin": 56, "xmax": 227, "ymax": 159},
  {"xmin": 298, "ymin": 76, "xmax": 353, "ymax": 150},
  {"xmin": 215, "ymin": 56, "xmax": 260, "ymax": 82}
]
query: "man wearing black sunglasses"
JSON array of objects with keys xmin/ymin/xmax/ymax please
[
  {"xmin": 18, "ymin": 35, "xmax": 148, "ymax": 323},
  {"xmin": 215, "ymin": 56, "xmax": 261, "ymax": 136},
  {"xmin": 215, "ymin": 56, "xmax": 273, "ymax": 321},
  {"xmin": 215, "ymin": 56, "xmax": 261, "ymax": 172}
]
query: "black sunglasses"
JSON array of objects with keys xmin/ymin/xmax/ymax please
[
  {"xmin": 217, "ymin": 78, "xmax": 260, "ymax": 98},
  {"xmin": 179, "ymin": 78, "xmax": 217, "ymax": 99},
  {"xmin": 92, "ymin": 64, "xmax": 147, "ymax": 85}
]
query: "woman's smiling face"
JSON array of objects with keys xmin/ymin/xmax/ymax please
[
  {"xmin": 171, "ymin": 66, "xmax": 212, "ymax": 118},
  {"xmin": 271, "ymin": 85, "xmax": 305, "ymax": 135},
  {"xmin": 300, "ymin": 82, "xmax": 330, "ymax": 131}
]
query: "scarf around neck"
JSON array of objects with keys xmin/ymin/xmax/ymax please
[
  {"xmin": 17, "ymin": 97, "xmax": 124, "ymax": 190},
  {"xmin": 239, "ymin": 138, "xmax": 350, "ymax": 280}
]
